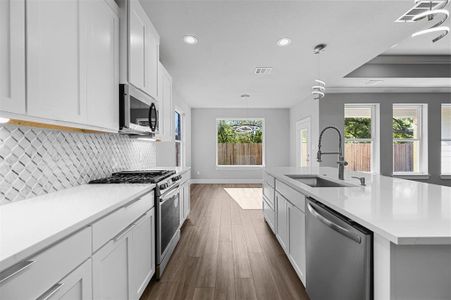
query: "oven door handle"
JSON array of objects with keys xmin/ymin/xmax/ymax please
[{"xmin": 160, "ymin": 185, "xmax": 180, "ymax": 203}]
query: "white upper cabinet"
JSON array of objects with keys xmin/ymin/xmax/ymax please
[
  {"xmin": 26, "ymin": 0, "xmax": 86, "ymax": 123},
  {"xmin": 127, "ymin": 0, "xmax": 159, "ymax": 99},
  {"xmin": 0, "ymin": 0, "xmax": 26, "ymax": 114},
  {"xmin": 158, "ymin": 62, "xmax": 173, "ymax": 141},
  {"xmin": 83, "ymin": 0, "xmax": 119, "ymax": 131}
]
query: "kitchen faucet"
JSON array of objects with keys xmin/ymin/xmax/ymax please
[{"xmin": 317, "ymin": 126, "xmax": 348, "ymax": 180}]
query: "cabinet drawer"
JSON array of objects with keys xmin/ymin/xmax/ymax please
[
  {"xmin": 0, "ymin": 227, "xmax": 91, "ymax": 300},
  {"xmin": 276, "ymin": 180, "xmax": 306, "ymax": 212},
  {"xmin": 263, "ymin": 182, "xmax": 275, "ymax": 208},
  {"xmin": 92, "ymin": 190, "xmax": 154, "ymax": 251},
  {"xmin": 263, "ymin": 198, "xmax": 275, "ymax": 233},
  {"xmin": 263, "ymin": 172, "xmax": 275, "ymax": 188}
]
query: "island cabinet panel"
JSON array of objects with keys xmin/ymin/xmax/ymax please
[
  {"xmin": 263, "ymin": 180, "xmax": 275, "ymax": 208},
  {"xmin": 0, "ymin": 0, "xmax": 26, "ymax": 114},
  {"xmin": 276, "ymin": 192, "xmax": 289, "ymax": 252},
  {"xmin": 263, "ymin": 197, "xmax": 276, "ymax": 233},
  {"xmin": 0, "ymin": 227, "xmax": 91, "ymax": 300},
  {"xmin": 276, "ymin": 180, "xmax": 306, "ymax": 212},
  {"xmin": 288, "ymin": 203, "xmax": 306, "ymax": 285}
]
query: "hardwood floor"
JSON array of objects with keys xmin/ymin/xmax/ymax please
[{"xmin": 141, "ymin": 184, "xmax": 309, "ymax": 300}]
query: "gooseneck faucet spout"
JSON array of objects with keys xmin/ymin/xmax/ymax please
[{"xmin": 317, "ymin": 126, "xmax": 348, "ymax": 180}]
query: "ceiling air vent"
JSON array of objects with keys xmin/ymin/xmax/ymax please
[
  {"xmin": 395, "ymin": 0, "xmax": 445, "ymax": 22},
  {"xmin": 254, "ymin": 67, "xmax": 272, "ymax": 75}
]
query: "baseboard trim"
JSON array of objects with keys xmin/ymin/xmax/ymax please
[{"xmin": 191, "ymin": 179, "xmax": 263, "ymax": 184}]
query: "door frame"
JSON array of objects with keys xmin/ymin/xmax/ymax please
[{"xmin": 296, "ymin": 117, "xmax": 312, "ymax": 168}]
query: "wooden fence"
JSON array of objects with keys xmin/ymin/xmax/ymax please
[
  {"xmin": 218, "ymin": 143, "xmax": 262, "ymax": 165},
  {"xmin": 345, "ymin": 143, "xmax": 414, "ymax": 172}
]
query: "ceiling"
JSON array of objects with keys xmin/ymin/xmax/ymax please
[{"xmin": 141, "ymin": 0, "xmax": 446, "ymax": 108}]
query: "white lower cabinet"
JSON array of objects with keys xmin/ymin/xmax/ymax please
[
  {"xmin": 288, "ymin": 203, "xmax": 306, "ymax": 285},
  {"xmin": 44, "ymin": 258, "xmax": 93, "ymax": 300},
  {"xmin": 180, "ymin": 180, "xmax": 190, "ymax": 223},
  {"xmin": 276, "ymin": 192, "xmax": 289, "ymax": 252},
  {"xmin": 93, "ymin": 208, "xmax": 155, "ymax": 300}
]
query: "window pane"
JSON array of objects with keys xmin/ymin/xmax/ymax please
[
  {"xmin": 217, "ymin": 119, "xmax": 263, "ymax": 166},
  {"xmin": 344, "ymin": 106, "xmax": 372, "ymax": 139},
  {"xmin": 345, "ymin": 140, "xmax": 371, "ymax": 172},
  {"xmin": 393, "ymin": 106, "xmax": 419, "ymax": 139},
  {"xmin": 442, "ymin": 141, "xmax": 451, "ymax": 174},
  {"xmin": 393, "ymin": 140, "xmax": 420, "ymax": 173},
  {"xmin": 175, "ymin": 112, "xmax": 181, "ymax": 141},
  {"xmin": 300, "ymin": 128, "xmax": 309, "ymax": 167},
  {"xmin": 442, "ymin": 104, "xmax": 451, "ymax": 139},
  {"xmin": 175, "ymin": 141, "xmax": 181, "ymax": 167}
]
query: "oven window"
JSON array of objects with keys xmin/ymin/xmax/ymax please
[
  {"xmin": 130, "ymin": 96, "xmax": 150, "ymax": 127},
  {"xmin": 160, "ymin": 192, "xmax": 180, "ymax": 254}
]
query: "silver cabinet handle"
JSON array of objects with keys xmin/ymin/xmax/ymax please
[
  {"xmin": 36, "ymin": 283, "xmax": 64, "ymax": 300},
  {"xmin": 0, "ymin": 260, "xmax": 35, "ymax": 285},
  {"xmin": 114, "ymin": 223, "xmax": 136, "ymax": 242},
  {"xmin": 307, "ymin": 203, "xmax": 361, "ymax": 244}
]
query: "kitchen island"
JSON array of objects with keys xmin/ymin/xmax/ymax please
[{"xmin": 264, "ymin": 166, "xmax": 451, "ymax": 300}]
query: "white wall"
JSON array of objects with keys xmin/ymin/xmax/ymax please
[
  {"xmin": 191, "ymin": 108, "xmax": 290, "ymax": 183},
  {"xmin": 156, "ymin": 90, "xmax": 192, "ymax": 167},
  {"xmin": 289, "ymin": 96, "xmax": 320, "ymax": 168}
]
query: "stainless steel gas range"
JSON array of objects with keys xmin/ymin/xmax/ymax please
[{"xmin": 89, "ymin": 170, "xmax": 182, "ymax": 279}]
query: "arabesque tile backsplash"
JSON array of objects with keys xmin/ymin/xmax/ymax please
[{"xmin": 0, "ymin": 125, "xmax": 156, "ymax": 204}]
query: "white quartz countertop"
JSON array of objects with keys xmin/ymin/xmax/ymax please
[
  {"xmin": 265, "ymin": 167, "xmax": 451, "ymax": 245},
  {"xmin": 0, "ymin": 184, "xmax": 154, "ymax": 271}
]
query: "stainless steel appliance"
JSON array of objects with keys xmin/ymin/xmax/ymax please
[
  {"xmin": 306, "ymin": 198, "xmax": 373, "ymax": 300},
  {"xmin": 119, "ymin": 83, "xmax": 159, "ymax": 135},
  {"xmin": 89, "ymin": 170, "xmax": 183, "ymax": 279}
]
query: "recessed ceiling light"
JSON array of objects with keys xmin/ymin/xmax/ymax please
[
  {"xmin": 277, "ymin": 38, "xmax": 292, "ymax": 47},
  {"xmin": 240, "ymin": 94, "xmax": 251, "ymax": 99},
  {"xmin": 0, "ymin": 117, "xmax": 10, "ymax": 124},
  {"xmin": 183, "ymin": 35, "xmax": 198, "ymax": 45}
]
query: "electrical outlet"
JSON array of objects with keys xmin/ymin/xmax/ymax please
[{"xmin": 196, "ymin": 170, "xmax": 200, "ymax": 175}]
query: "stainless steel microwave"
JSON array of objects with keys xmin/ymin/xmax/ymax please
[{"xmin": 119, "ymin": 84, "xmax": 159, "ymax": 135}]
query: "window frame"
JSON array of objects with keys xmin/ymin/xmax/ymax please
[
  {"xmin": 215, "ymin": 117, "xmax": 266, "ymax": 169},
  {"xmin": 344, "ymin": 103, "xmax": 380, "ymax": 174},
  {"xmin": 441, "ymin": 103, "xmax": 451, "ymax": 176},
  {"xmin": 392, "ymin": 103, "xmax": 428, "ymax": 176},
  {"xmin": 174, "ymin": 108, "xmax": 185, "ymax": 167}
]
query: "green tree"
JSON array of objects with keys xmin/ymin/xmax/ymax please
[
  {"xmin": 217, "ymin": 120, "xmax": 263, "ymax": 143},
  {"xmin": 344, "ymin": 118, "xmax": 371, "ymax": 139},
  {"xmin": 392, "ymin": 117, "xmax": 414, "ymax": 139}
]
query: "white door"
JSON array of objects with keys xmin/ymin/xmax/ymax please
[
  {"xmin": 128, "ymin": 210, "xmax": 155, "ymax": 300},
  {"xmin": 276, "ymin": 193, "xmax": 289, "ymax": 252},
  {"xmin": 83, "ymin": 0, "xmax": 119, "ymax": 130},
  {"xmin": 288, "ymin": 204, "xmax": 306, "ymax": 285},
  {"xmin": 45, "ymin": 259, "xmax": 93, "ymax": 300},
  {"xmin": 296, "ymin": 117, "xmax": 312, "ymax": 168},
  {"xmin": 0, "ymin": 0, "xmax": 26, "ymax": 114},
  {"xmin": 92, "ymin": 234, "xmax": 130, "ymax": 300},
  {"xmin": 27, "ymin": 0, "xmax": 86, "ymax": 123}
]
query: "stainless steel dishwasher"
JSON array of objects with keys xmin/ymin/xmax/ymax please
[{"xmin": 306, "ymin": 198, "xmax": 373, "ymax": 300}]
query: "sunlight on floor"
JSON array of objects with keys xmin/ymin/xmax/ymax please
[{"xmin": 224, "ymin": 187, "xmax": 262, "ymax": 210}]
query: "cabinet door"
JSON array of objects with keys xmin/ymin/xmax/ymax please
[
  {"xmin": 129, "ymin": 0, "xmax": 158, "ymax": 99},
  {"xmin": 92, "ymin": 233, "xmax": 130, "ymax": 300},
  {"xmin": 276, "ymin": 193, "xmax": 289, "ymax": 252},
  {"xmin": 288, "ymin": 203, "xmax": 306, "ymax": 285},
  {"xmin": 0, "ymin": 0, "xmax": 26, "ymax": 114},
  {"xmin": 40, "ymin": 259, "xmax": 93, "ymax": 300},
  {"xmin": 128, "ymin": 209, "xmax": 155, "ymax": 300},
  {"xmin": 179, "ymin": 185, "xmax": 185, "ymax": 225},
  {"xmin": 158, "ymin": 62, "xmax": 173, "ymax": 141},
  {"xmin": 183, "ymin": 182, "xmax": 190, "ymax": 220},
  {"xmin": 27, "ymin": 0, "xmax": 86, "ymax": 123},
  {"xmin": 83, "ymin": 0, "xmax": 119, "ymax": 130}
]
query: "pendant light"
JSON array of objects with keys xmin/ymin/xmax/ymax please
[
  {"xmin": 233, "ymin": 94, "xmax": 256, "ymax": 134},
  {"xmin": 312, "ymin": 44, "xmax": 327, "ymax": 100},
  {"xmin": 411, "ymin": 0, "xmax": 449, "ymax": 43}
]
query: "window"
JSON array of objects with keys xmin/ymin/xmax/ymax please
[
  {"xmin": 175, "ymin": 110, "xmax": 183, "ymax": 167},
  {"xmin": 216, "ymin": 118, "xmax": 264, "ymax": 167},
  {"xmin": 392, "ymin": 104, "xmax": 428, "ymax": 174},
  {"xmin": 442, "ymin": 104, "xmax": 451, "ymax": 175},
  {"xmin": 344, "ymin": 104, "xmax": 379, "ymax": 173}
]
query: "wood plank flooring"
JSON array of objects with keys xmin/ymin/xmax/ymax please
[{"xmin": 140, "ymin": 184, "xmax": 309, "ymax": 300}]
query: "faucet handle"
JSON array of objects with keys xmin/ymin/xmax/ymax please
[{"xmin": 352, "ymin": 176, "xmax": 366, "ymax": 186}]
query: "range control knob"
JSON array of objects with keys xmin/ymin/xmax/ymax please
[
  {"xmin": 159, "ymin": 183, "xmax": 169, "ymax": 190},
  {"xmin": 172, "ymin": 175, "xmax": 181, "ymax": 182}
]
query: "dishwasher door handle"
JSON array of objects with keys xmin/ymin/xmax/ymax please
[{"xmin": 307, "ymin": 203, "xmax": 361, "ymax": 244}]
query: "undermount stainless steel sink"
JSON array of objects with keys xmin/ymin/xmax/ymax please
[{"xmin": 285, "ymin": 175, "xmax": 357, "ymax": 188}]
